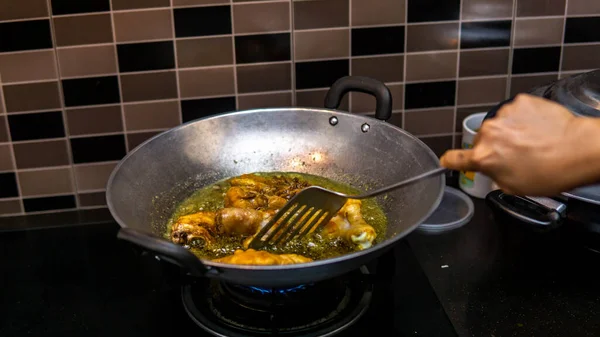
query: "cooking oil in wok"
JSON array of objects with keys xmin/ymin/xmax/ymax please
[{"xmin": 166, "ymin": 172, "xmax": 388, "ymax": 261}]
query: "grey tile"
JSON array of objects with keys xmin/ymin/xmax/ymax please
[
  {"xmin": 0, "ymin": 0, "xmax": 48, "ymax": 21},
  {"xmin": 351, "ymin": 0, "xmax": 405, "ymax": 26},
  {"xmin": 562, "ymin": 44, "xmax": 600, "ymax": 72},
  {"xmin": 294, "ymin": 0, "xmax": 349, "ymax": 30},
  {"xmin": 459, "ymin": 49, "xmax": 509, "ymax": 77},
  {"xmin": 113, "ymin": 9, "xmax": 172, "ymax": 42},
  {"xmin": 406, "ymin": 52, "xmax": 457, "ymax": 82},
  {"xmin": 516, "ymin": 0, "xmax": 566, "ymax": 17},
  {"xmin": 233, "ymin": 2, "xmax": 290, "ymax": 34},
  {"xmin": 18, "ymin": 167, "xmax": 74, "ymax": 196},
  {"xmin": 124, "ymin": 101, "xmax": 180, "ymax": 131},
  {"xmin": 568, "ymin": 0, "xmax": 600, "ymax": 15},
  {"xmin": 458, "ymin": 77, "xmax": 507, "ymax": 105},
  {"xmin": 514, "ymin": 18, "xmax": 564, "ymax": 47},
  {"xmin": 0, "ymin": 50, "xmax": 57, "ymax": 83},
  {"xmin": 176, "ymin": 37, "xmax": 234, "ymax": 68},
  {"xmin": 407, "ymin": 23, "xmax": 459, "ymax": 52},
  {"xmin": 294, "ymin": 29, "xmax": 349, "ymax": 61},
  {"xmin": 74, "ymin": 162, "xmax": 117, "ymax": 191},
  {"xmin": 120, "ymin": 71, "xmax": 178, "ymax": 102},
  {"xmin": 179, "ymin": 67, "xmax": 235, "ymax": 98},
  {"xmin": 66, "ymin": 106, "xmax": 123, "ymax": 136},
  {"xmin": 57, "ymin": 45, "xmax": 117, "ymax": 78},
  {"xmin": 53, "ymin": 14, "xmax": 113, "ymax": 46},
  {"xmin": 351, "ymin": 55, "xmax": 404, "ymax": 83},
  {"xmin": 13, "ymin": 140, "xmax": 70, "ymax": 169},
  {"xmin": 237, "ymin": 63, "xmax": 291, "ymax": 93},
  {"xmin": 404, "ymin": 108, "xmax": 454, "ymax": 135},
  {"xmin": 3, "ymin": 82, "xmax": 61, "ymax": 113}
]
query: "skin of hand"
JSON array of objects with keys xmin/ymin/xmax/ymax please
[{"xmin": 440, "ymin": 94, "xmax": 600, "ymax": 196}]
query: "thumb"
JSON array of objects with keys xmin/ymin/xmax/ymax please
[{"xmin": 440, "ymin": 149, "xmax": 477, "ymax": 171}]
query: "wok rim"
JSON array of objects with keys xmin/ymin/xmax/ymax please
[{"xmin": 106, "ymin": 107, "xmax": 445, "ymax": 271}]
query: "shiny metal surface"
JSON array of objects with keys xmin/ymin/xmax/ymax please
[{"xmin": 106, "ymin": 107, "xmax": 444, "ymax": 286}]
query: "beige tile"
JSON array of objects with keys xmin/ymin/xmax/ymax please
[
  {"xmin": 0, "ymin": 200, "xmax": 22, "ymax": 215},
  {"xmin": 458, "ymin": 77, "xmax": 507, "ymax": 105},
  {"xmin": 127, "ymin": 131, "xmax": 161, "ymax": 151},
  {"xmin": 66, "ymin": 106, "xmax": 123, "ymax": 136},
  {"xmin": 179, "ymin": 67, "xmax": 235, "ymax": 98},
  {"xmin": 407, "ymin": 23, "xmax": 459, "ymax": 52},
  {"xmin": 509, "ymin": 74, "xmax": 557, "ymax": 96},
  {"xmin": 296, "ymin": 89, "xmax": 349, "ymax": 110},
  {"xmin": 75, "ymin": 162, "xmax": 117, "ymax": 191},
  {"xmin": 351, "ymin": 55, "xmax": 404, "ymax": 83},
  {"xmin": 514, "ymin": 18, "xmax": 564, "ymax": 47},
  {"xmin": 120, "ymin": 71, "xmax": 178, "ymax": 102},
  {"xmin": 233, "ymin": 2, "xmax": 290, "ymax": 34},
  {"xmin": 294, "ymin": 29, "xmax": 349, "ymax": 61},
  {"xmin": 350, "ymin": 84, "xmax": 403, "ymax": 113},
  {"xmin": 124, "ymin": 101, "xmax": 180, "ymax": 131},
  {"xmin": 419, "ymin": 135, "xmax": 453, "ymax": 158},
  {"xmin": 177, "ymin": 37, "xmax": 234, "ymax": 68},
  {"xmin": 238, "ymin": 93, "xmax": 292, "ymax": 110},
  {"xmin": 462, "ymin": 0, "xmax": 513, "ymax": 20},
  {"xmin": 294, "ymin": 0, "xmax": 349, "ymax": 30},
  {"xmin": 3, "ymin": 82, "xmax": 61, "ymax": 112},
  {"xmin": 113, "ymin": 9, "xmax": 172, "ymax": 43},
  {"xmin": 13, "ymin": 140, "xmax": 70, "ymax": 169},
  {"xmin": 237, "ymin": 63, "xmax": 291, "ymax": 93},
  {"xmin": 18, "ymin": 168, "xmax": 74, "ymax": 196},
  {"xmin": 0, "ymin": 51, "xmax": 57, "ymax": 83},
  {"xmin": 406, "ymin": 52, "xmax": 457, "ymax": 82},
  {"xmin": 78, "ymin": 192, "xmax": 107, "ymax": 207},
  {"xmin": 568, "ymin": 0, "xmax": 600, "ymax": 15},
  {"xmin": 0, "ymin": 116, "xmax": 8, "ymax": 142},
  {"xmin": 516, "ymin": 0, "xmax": 566, "ymax": 16},
  {"xmin": 0, "ymin": 144, "xmax": 14, "ymax": 171},
  {"xmin": 404, "ymin": 108, "xmax": 455, "ymax": 135},
  {"xmin": 173, "ymin": 0, "xmax": 228, "ymax": 5},
  {"xmin": 562, "ymin": 44, "xmax": 600, "ymax": 72},
  {"xmin": 57, "ymin": 45, "xmax": 117, "ymax": 78},
  {"xmin": 459, "ymin": 49, "xmax": 509, "ymax": 77},
  {"xmin": 112, "ymin": 0, "xmax": 170, "ymax": 10},
  {"xmin": 351, "ymin": 0, "xmax": 404, "ymax": 26},
  {"xmin": 54, "ymin": 14, "xmax": 113, "ymax": 47},
  {"xmin": 0, "ymin": 0, "xmax": 48, "ymax": 21}
]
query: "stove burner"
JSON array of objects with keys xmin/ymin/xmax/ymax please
[{"xmin": 182, "ymin": 266, "xmax": 372, "ymax": 337}]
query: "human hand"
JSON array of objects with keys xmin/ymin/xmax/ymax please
[{"xmin": 440, "ymin": 94, "xmax": 600, "ymax": 196}]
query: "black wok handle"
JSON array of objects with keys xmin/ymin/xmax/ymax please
[
  {"xmin": 486, "ymin": 190, "xmax": 566, "ymax": 229},
  {"xmin": 324, "ymin": 76, "xmax": 392, "ymax": 121},
  {"xmin": 117, "ymin": 228, "xmax": 219, "ymax": 277}
]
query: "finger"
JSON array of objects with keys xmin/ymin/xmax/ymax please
[{"xmin": 440, "ymin": 149, "xmax": 477, "ymax": 171}]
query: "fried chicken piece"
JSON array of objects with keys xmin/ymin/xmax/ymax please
[
  {"xmin": 322, "ymin": 199, "xmax": 377, "ymax": 250},
  {"xmin": 213, "ymin": 249, "xmax": 312, "ymax": 265},
  {"xmin": 215, "ymin": 208, "xmax": 269, "ymax": 236},
  {"xmin": 171, "ymin": 212, "xmax": 216, "ymax": 245},
  {"xmin": 225, "ymin": 186, "xmax": 268, "ymax": 209}
]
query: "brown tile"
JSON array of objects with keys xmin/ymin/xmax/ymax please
[
  {"xmin": 568, "ymin": 0, "xmax": 600, "ymax": 15},
  {"xmin": 458, "ymin": 77, "xmax": 507, "ymax": 105},
  {"xmin": 57, "ymin": 45, "xmax": 117, "ymax": 78},
  {"xmin": 404, "ymin": 108, "xmax": 454, "ymax": 135},
  {"xmin": 516, "ymin": 0, "xmax": 566, "ymax": 17},
  {"xmin": 173, "ymin": 0, "xmax": 228, "ymax": 5},
  {"xmin": 113, "ymin": 9, "xmax": 172, "ymax": 43},
  {"xmin": 18, "ymin": 168, "xmax": 74, "ymax": 196},
  {"xmin": 562, "ymin": 44, "xmax": 600, "ymax": 72},
  {"xmin": 296, "ymin": 89, "xmax": 349, "ymax": 110},
  {"xmin": 407, "ymin": 23, "xmax": 459, "ymax": 52},
  {"xmin": 0, "ymin": 51, "xmax": 57, "ymax": 83},
  {"xmin": 350, "ymin": 84, "xmax": 403, "ymax": 113},
  {"xmin": 351, "ymin": 55, "xmax": 404, "ymax": 83},
  {"xmin": 294, "ymin": 29, "xmax": 349, "ymax": 61},
  {"xmin": 177, "ymin": 37, "xmax": 233, "ymax": 68},
  {"xmin": 456, "ymin": 105, "xmax": 495, "ymax": 132},
  {"xmin": 66, "ymin": 106, "xmax": 123, "ymax": 136},
  {"xmin": 53, "ymin": 14, "xmax": 113, "ymax": 47},
  {"xmin": 459, "ymin": 49, "xmax": 509, "ymax": 77},
  {"xmin": 351, "ymin": 0, "xmax": 404, "ymax": 26},
  {"xmin": 237, "ymin": 63, "xmax": 291, "ymax": 93},
  {"xmin": 0, "ymin": 144, "xmax": 14, "ymax": 171},
  {"xmin": 13, "ymin": 140, "xmax": 70, "ymax": 169},
  {"xmin": 294, "ymin": 0, "xmax": 349, "ymax": 30},
  {"xmin": 179, "ymin": 67, "xmax": 235, "ymax": 98},
  {"xmin": 387, "ymin": 112, "xmax": 403, "ymax": 128},
  {"xmin": 75, "ymin": 162, "xmax": 116, "ymax": 191},
  {"xmin": 0, "ymin": 200, "xmax": 22, "ymax": 215},
  {"xmin": 419, "ymin": 135, "xmax": 453, "ymax": 158},
  {"xmin": 238, "ymin": 93, "xmax": 292, "ymax": 110},
  {"xmin": 406, "ymin": 52, "xmax": 457, "ymax": 82},
  {"xmin": 0, "ymin": 116, "xmax": 8, "ymax": 142},
  {"xmin": 120, "ymin": 71, "xmax": 178, "ymax": 102},
  {"xmin": 233, "ymin": 2, "xmax": 290, "ymax": 34},
  {"xmin": 112, "ymin": 0, "xmax": 170, "ymax": 10},
  {"xmin": 124, "ymin": 101, "xmax": 180, "ymax": 131},
  {"xmin": 514, "ymin": 18, "xmax": 564, "ymax": 47},
  {"xmin": 78, "ymin": 192, "xmax": 107, "ymax": 207},
  {"xmin": 462, "ymin": 0, "xmax": 513, "ymax": 20},
  {"xmin": 0, "ymin": 0, "xmax": 48, "ymax": 21},
  {"xmin": 509, "ymin": 74, "xmax": 557, "ymax": 96},
  {"xmin": 127, "ymin": 131, "xmax": 161, "ymax": 151},
  {"xmin": 3, "ymin": 82, "xmax": 61, "ymax": 113},
  {"xmin": 0, "ymin": 94, "xmax": 4, "ymax": 114}
]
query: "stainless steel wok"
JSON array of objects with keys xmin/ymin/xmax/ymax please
[{"xmin": 106, "ymin": 76, "xmax": 445, "ymax": 287}]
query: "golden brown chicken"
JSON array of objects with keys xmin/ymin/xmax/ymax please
[
  {"xmin": 213, "ymin": 249, "xmax": 313, "ymax": 265},
  {"xmin": 322, "ymin": 199, "xmax": 377, "ymax": 250}
]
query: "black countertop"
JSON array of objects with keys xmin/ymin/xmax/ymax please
[{"xmin": 1, "ymin": 195, "xmax": 599, "ymax": 336}]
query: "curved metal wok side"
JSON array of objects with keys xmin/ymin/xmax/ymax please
[{"xmin": 107, "ymin": 76, "xmax": 445, "ymax": 287}]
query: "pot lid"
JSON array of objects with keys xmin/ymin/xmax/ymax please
[
  {"xmin": 416, "ymin": 186, "xmax": 474, "ymax": 235},
  {"xmin": 545, "ymin": 69, "xmax": 600, "ymax": 117}
]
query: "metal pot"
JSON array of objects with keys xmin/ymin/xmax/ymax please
[{"xmin": 106, "ymin": 76, "xmax": 445, "ymax": 287}]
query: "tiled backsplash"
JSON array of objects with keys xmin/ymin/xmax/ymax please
[{"xmin": 1, "ymin": 0, "xmax": 599, "ymax": 216}]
